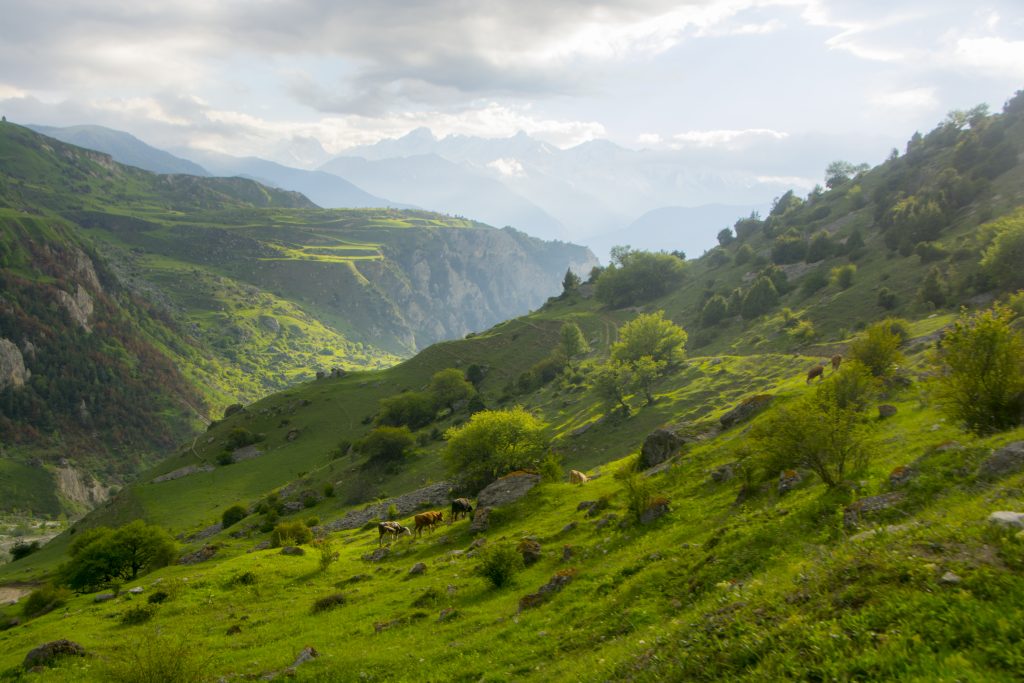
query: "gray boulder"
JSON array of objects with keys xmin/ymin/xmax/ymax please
[
  {"xmin": 988, "ymin": 511, "xmax": 1024, "ymax": 530},
  {"xmin": 720, "ymin": 394, "xmax": 773, "ymax": 429},
  {"xmin": 978, "ymin": 442, "xmax": 1024, "ymax": 481},
  {"xmin": 638, "ymin": 429, "xmax": 683, "ymax": 470},
  {"xmin": 23, "ymin": 640, "xmax": 86, "ymax": 669},
  {"xmin": 843, "ymin": 492, "xmax": 905, "ymax": 528},
  {"xmin": 477, "ymin": 472, "xmax": 541, "ymax": 508}
]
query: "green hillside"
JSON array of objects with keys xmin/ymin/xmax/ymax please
[
  {"xmin": 1, "ymin": 94, "xmax": 1024, "ymax": 681},
  {"xmin": 0, "ymin": 123, "xmax": 596, "ymax": 518}
]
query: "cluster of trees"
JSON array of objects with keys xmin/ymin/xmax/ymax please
[
  {"xmin": 376, "ymin": 367, "xmax": 479, "ymax": 430},
  {"xmin": 58, "ymin": 521, "xmax": 176, "ymax": 592},
  {"xmin": 593, "ymin": 246, "xmax": 686, "ymax": 308}
]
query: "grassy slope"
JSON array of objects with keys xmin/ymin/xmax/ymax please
[{"xmin": 3, "ymin": 106, "xmax": 1024, "ymax": 679}]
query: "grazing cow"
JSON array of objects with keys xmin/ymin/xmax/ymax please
[
  {"xmin": 449, "ymin": 498, "xmax": 473, "ymax": 524},
  {"xmin": 568, "ymin": 469, "xmax": 589, "ymax": 485},
  {"xmin": 413, "ymin": 511, "xmax": 444, "ymax": 537},
  {"xmin": 806, "ymin": 365, "xmax": 826, "ymax": 383},
  {"xmin": 378, "ymin": 521, "xmax": 411, "ymax": 546},
  {"xmin": 831, "ymin": 354, "xmax": 843, "ymax": 373}
]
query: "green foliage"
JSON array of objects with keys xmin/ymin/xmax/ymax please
[
  {"xmin": 101, "ymin": 632, "xmax": 209, "ymax": 682},
  {"xmin": 314, "ymin": 538, "xmax": 339, "ymax": 573},
  {"xmin": 919, "ymin": 266, "xmax": 947, "ymax": 307},
  {"xmin": 621, "ymin": 472, "xmax": 654, "ymax": 524},
  {"xmin": 21, "ymin": 584, "xmax": 70, "ymax": 618},
  {"xmin": 806, "ymin": 231, "xmax": 835, "ymax": 262},
  {"xmin": 825, "ymin": 160, "xmax": 869, "ymax": 188},
  {"xmin": 9, "ymin": 540, "xmax": 40, "ymax": 561},
  {"xmin": 311, "ymin": 593, "xmax": 347, "ymax": 613},
  {"xmin": 980, "ymin": 208, "xmax": 1024, "ymax": 292},
  {"xmin": 610, "ymin": 311, "xmax": 687, "ymax": 367},
  {"xmin": 701, "ymin": 294, "xmax": 729, "ymax": 327},
  {"xmin": 734, "ymin": 243, "xmax": 754, "ymax": 265},
  {"xmin": 717, "ymin": 228, "xmax": 735, "ymax": 246},
  {"xmin": 631, "ymin": 355, "xmax": 667, "ymax": 404},
  {"xmin": 357, "ymin": 426, "xmax": 416, "ymax": 467},
  {"xmin": 771, "ymin": 233, "xmax": 808, "ymax": 264},
  {"xmin": 877, "ymin": 287, "xmax": 897, "ymax": 310},
  {"xmin": 270, "ymin": 521, "xmax": 313, "ymax": 547},
  {"xmin": 595, "ymin": 248, "xmax": 686, "ymax": 308},
  {"xmin": 830, "ymin": 264, "xmax": 856, "ymax": 290},
  {"xmin": 934, "ymin": 305, "xmax": 1024, "ymax": 434},
  {"xmin": 466, "ymin": 364, "xmax": 486, "ymax": 388},
  {"xmin": 561, "ymin": 268, "xmax": 581, "ymax": 296},
  {"xmin": 849, "ymin": 319, "xmax": 905, "ymax": 377},
  {"xmin": 538, "ymin": 451, "xmax": 564, "ymax": 484},
  {"xmin": 800, "ymin": 269, "xmax": 829, "ymax": 297},
  {"xmin": 477, "ymin": 543, "xmax": 524, "ymax": 588},
  {"xmin": 592, "ymin": 360, "xmax": 634, "ymax": 415},
  {"xmin": 443, "ymin": 407, "xmax": 549, "ymax": 490},
  {"xmin": 221, "ymin": 505, "xmax": 248, "ymax": 529},
  {"xmin": 429, "ymin": 368, "xmax": 476, "ymax": 411},
  {"xmin": 120, "ymin": 604, "xmax": 157, "ymax": 626},
  {"xmin": 225, "ymin": 427, "xmax": 263, "ymax": 450},
  {"xmin": 559, "ymin": 322, "xmax": 590, "ymax": 368},
  {"xmin": 754, "ymin": 377, "xmax": 875, "ymax": 488},
  {"xmin": 741, "ymin": 277, "xmax": 779, "ymax": 319},
  {"xmin": 59, "ymin": 521, "xmax": 176, "ymax": 591},
  {"xmin": 376, "ymin": 392, "xmax": 436, "ymax": 429}
]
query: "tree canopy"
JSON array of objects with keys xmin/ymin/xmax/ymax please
[
  {"xmin": 443, "ymin": 407, "xmax": 549, "ymax": 491},
  {"xmin": 595, "ymin": 248, "xmax": 686, "ymax": 308},
  {"xmin": 610, "ymin": 310, "xmax": 687, "ymax": 367},
  {"xmin": 59, "ymin": 521, "xmax": 176, "ymax": 591}
]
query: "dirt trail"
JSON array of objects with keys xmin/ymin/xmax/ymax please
[{"xmin": 0, "ymin": 584, "xmax": 34, "ymax": 604}]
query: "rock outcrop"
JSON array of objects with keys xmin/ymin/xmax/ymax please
[
  {"xmin": 55, "ymin": 284, "xmax": 95, "ymax": 332},
  {"xmin": 477, "ymin": 472, "xmax": 541, "ymax": 508},
  {"xmin": 638, "ymin": 429, "xmax": 683, "ymax": 470},
  {"xmin": 0, "ymin": 339, "xmax": 30, "ymax": 391}
]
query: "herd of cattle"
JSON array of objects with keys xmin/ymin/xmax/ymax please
[{"xmin": 376, "ymin": 474, "xmax": 592, "ymax": 546}]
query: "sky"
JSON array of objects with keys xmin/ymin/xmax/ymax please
[{"xmin": 0, "ymin": 0, "xmax": 1022, "ymax": 173}]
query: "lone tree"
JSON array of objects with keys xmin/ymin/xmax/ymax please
[
  {"xmin": 561, "ymin": 268, "xmax": 582, "ymax": 296},
  {"xmin": 592, "ymin": 359, "xmax": 635, "ymax": 415},
  {"xmin": 559, "ymin": 322, "xmax": 590, "ymax": 369},
  {"xmin": 934, "ymin": 305, "xmax": 1024, "ymax": 434},
  {"xmin": 59, "ymin": 521, "xmax": 176, "ymax": 591},
  {"xmin": 443, "ymin": 407, "xmax": 549, "ymax": 491},
  {"xmin": 610, "ymin": 310, "xmax": 687, "ymax": 368},
  {"xmin": 357, "ymin": 426, "xmax": 416, "ymax": 467}
]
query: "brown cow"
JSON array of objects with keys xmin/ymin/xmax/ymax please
[
  {"xmin": 806, "ymin": 365, "xmax": 826, "ymax": 383},
  {"xmin": 568, "ymin": 469, "xmax": 589, "ymax": 485},
  {"xmin": 378, "ymin": 521, "xmax": 411, "ymax": 546},
  {"xmin": 831, "ymin": 354, "xmax": 842, "ymax": 372},
  {"xmin": 413, "ymin": 511, "xmax": 444, "ymax": 537}
]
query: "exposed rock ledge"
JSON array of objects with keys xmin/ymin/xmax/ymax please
[{"xmin": 0, "ymin": 338, "xmax": 30, "ymax": 391}]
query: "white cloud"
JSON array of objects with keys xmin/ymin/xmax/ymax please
[
  {"xmin": 954, "ymin": 36, "xmax": 1024, "ymax": 78},
  {"xmin": 869, "ymin": 87, "xmax": 938, "ymax": 111},
  {"xmin": 487, "ymin": 158, "xmax": 526, "ymax": 177},
  {"xmin": 636, "ymin": 133, "xmax": 663, "ymax": 146},
  {"xmin": 671, "ymin": 128, "xmax": 789, "ymax": 148},
  {"xmin": 0, "ymin": 84, "xmax": 26, "ymax": 99}
]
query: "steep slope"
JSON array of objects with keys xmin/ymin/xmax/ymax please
[
  {"xmin": 27, "ymin": 124, "xmax": 209, "ymax": 177},
  {"xmin": 0, "ymin": 123, "xmax": 597, "ymax": 516}
]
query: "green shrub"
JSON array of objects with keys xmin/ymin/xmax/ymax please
[
  {"xmin": 701, "ymin": 295, "xmax": 729, "ymax": 326},
  {"xmin": 314, "ymin": 539, "xmax": 339, "ymax": 573},
  {"xmin": 21, "ymin": 584, "xmax": 70, "ymax": 618},
  {"xmin": 595, "ymin": 248, "xmax": 687, "ymax": 308},
  {"xmin": 271, "ymin": 522, "xmax": 313, "ymax": 547},
  {"xmin": 304, "ymin": 516, "xmax": 320, "ymax": 527},
  {"xmin": 741, "ymin": 277, "xmax": 779, "ymax": 319},
  {"xmin": 831, "ymin": 264, "xmax": 857, "ymax": 289},
  {"xmin": 877, "ymin": 287, "xmax": 897, "ymax": 310},
  {"xmin": 221, "ymin": 504, "xmax": 248, "ymax": 528},
  {"xmin": 980, "ymin": 208, "xmax": 1024, "ymax": 292},
  {"xmin": 477, "ymin": 543, "xmax": 524, "ymax": 588},
  {"xmin": 357, "ymin": 426, "xmax": 416, "ymax": 466},
  {"xmin": 225, "ymin": 427, "xmax": 262, "ymax": 450},
  {"xmin": 934, "ymin": 305, "xmax": 1024, "ymax": 433},
  {"xmin": 919, "ymin": 266, "xmax": 947, "ymax": 307},
  {"xmin": 734, "ymin": 243, "xmax": 755, "ymax": 265},
  {"xmin": 120, "ymin": 604, "xmax": 157, "ymax": 626},
  {"xmin": 621, "ymin": 472, "xmax": 654, "ymax": 523},
  {"xmin": 539, "ymin": 451, "xmax": 564, "ymax": 483},
  {"xmin": 216, "ymin": 451, "xmax": 235, "ymax": 466},
  {"xmin": 58, "ymin": 521, "xmax": 176, "ymax": 592},
  {"xmin": 801, "ymin": 269, "xmax": 829, "ymax": 296},
  {"xmin": 849, "ymin": 319, "xmax": 905, "ymax": 377},
  {"xmin": 323, "ymin": 482, "xmax": 335, "ymax": 497},
  {"xmin": 386, "ymin": 504, "xmax": 399, "ymax": 520},
  {"xmin": 9, "ymin": 540, "xmax": 40, "ymax": 561},
  {"xmin": 376, "ymin": 392, "xmax": 436, "ymax": 429},
  {"xmin": 147, "ymin": 590, "xmax": 170, "ymax": 605},
  {"xmin": 443, "ymin": 408, "xmax": 549, "ymax": 491},
  {"xmin": 102, "ymin": 632, "xmax": 209, "ymax": 683},
  {"xmin": 228, "ymin": 571, "xmax": 258, "ymax": 587},
  {"xmin": 311, "ymin": 593, "xmax": 347, "ymax": 614}
]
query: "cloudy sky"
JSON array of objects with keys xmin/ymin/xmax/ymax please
[{"xmin": 1, "ymin": 0, "xmax": 1022, "ymax": 172}]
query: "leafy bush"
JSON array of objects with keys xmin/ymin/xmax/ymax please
[
  {"xmin": 741, "ymin": 277, "xmax": 779, "ymax": 319},
  {"xmin": 102, "ymin": 632, "xmax": 209, "ymax": 683},
  {"xmin": 216, "ymin": 451, "xmax": 235, "ymax": 466},
  {"xmin": 919, "ymin": 266, "xmax": 947, "ymax": 307},
  {"xmin": 830, "ymin": 264, "xmax": 857, "ymax": 289},
  {"xmin": 801, "ymin": 269, "xmax": 829, "ymax": 296},
  {"xmin": 271, "ymin": 521, "xmax": 313, "ymax": 548},
  {"xmin": 621, "ymin": 472, "xmax": 654, "ymax": 523},
  {"xmin": 311, "ymin": 593, "xmax": 347, "ymax": 614},
  {"xmin": 477, "ymin": 543, "xmax": 524, "ymax": 588},
  {"xmin": 771, "ymin": 233, "xmax": 808, "ymax": 264},
  {"xmin": 980, "ymin": 208, "xmax": 1024, "ymax": 292},
  {"xmin": 443, "ymin": 408, "xmax": 549, "ymax": 491},
  {"xmin": 376, "ymin": 392, "xmax": 436, "ymax": 429},
  {"xmin": 228, "ymin": 571, "xmax": 258, "ymax": 587},
  {"xmin": 120, "ymin": 604, "xmax": 157, "ymax": 626},
  {"xmin": 9, "ymin": 540, "xmax": 40, "ymax": 561},
  {"xmin": 428, "ymin": 368, "xmax": 476, "ymax": 411},
  {"xmin": 754, "ymin": 378, "xmax": 875, "ymax": 488},
  {"xmin": 357, "ymin": 426, "xmax": 416, "ymax": 466},
  {"xmin": 147, "ymin": 590, "xmax": 170, "ymax": 605},
  {"xmin": 221, "ymin": 504, "xmax": 248, "ymax": 528},
  {"xmin": 734, "ymin": 243, "xmax": 755, "ymax": 265},
  {"xmin": 806, "ymin": 231, "xmax": 835, "ymax": 262},
  {"xmin": 314, "ymin": 539, "xmax": 339, "ymax": 573},
  {"xmin": 849, "ymin": 319, "xmax": 905, "ymax": 377},
  {"xmin": 877, "ymin": 287, "xmax": 897, "ymax": 310},
  {"xmin": 225, "ymin": 427, "xmax": 262, "ymax": 450},
  {"xmin": 701, "ymin": 295, "xmax": 729, "ymax": 326},
  {"xmin": 21, "ymin": 584, "xmax": 70, "ymax": 618},
  {"xmin": 934, "ymin": 305, "xmax": 1024, "ymax": 434}
]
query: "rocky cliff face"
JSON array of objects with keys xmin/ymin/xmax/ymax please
[{"xmin": 0, "ymin": 338, "xmax": 30, "ymax": 390}]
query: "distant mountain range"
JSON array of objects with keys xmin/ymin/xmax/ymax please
[{"xmin": 29, "ymin": 123, "xmax": 785, "ymax": 259}]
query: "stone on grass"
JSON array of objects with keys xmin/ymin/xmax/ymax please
[
  {"xmin": 988, "ymin": 511, "xmax": 1024, "ymax": 530},
  {"xmin": 878, "ymin": 404, "xmax": 897, "ymax": 419},
  {"xmin": 639, "ymin": 497, "xmax": 670, "ymax": 524},
  {"xmin": 477, "ymin": 472, "xmax": 541, "ymax": 508},
  {"xmin": 777, "ymin": 470, "xmax": 802, "ymax": 494},
  {"xmin": 638, "ymin": 429, "xmax": 683, "ymax": 470},
  {"xmin": 280, "ymin": 546, "xmax": 305, "ymax": 556},
  {"xmin": 179, "ymin": 544, "xmax": 220, "ymax": 565},
  {"xmin": 888, "ymin": 466, "xmax": 915, "ymax": 488},
  {"xmin": 127, "ymin": 587, "xmax": 144, "ymax": 595},
  {"xmin": 978, "ymin": 442, "xmax": 1024, "ymax": 481},
  {"xmin": 843, "ymin": 492, "xmax": 905, "ymax": 528},
  {"xmin": 438, "ymin": 608, "xmax": 459, "ymax": 622},
  {"xmin": 720, "ymin": 394, "xmax": 773, "ymax": 429},
  {"xmin": 94, "ymin": 593, "xmax": 116, "ymax": 603},
  {"xmin": 23, "ymin": 640, "xmax": 86, "ymax": 669},
  {"xmin": 470, "ymin": 507, "xmax": 491, "ymax": 533},
  {"xmin": 518, "ymin": 539, "xmax": 542, "ymax": 566},
  {"xmin": 940, "ymin": 571, "xmax": 962, "ymax": 585},
  {"xmin": 362, "ymin": 547, "xmax": 391, "ymax": 563},
  {"xmin": 409, "ymin": 562, "xmax": 426, "ymax": 576}
]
